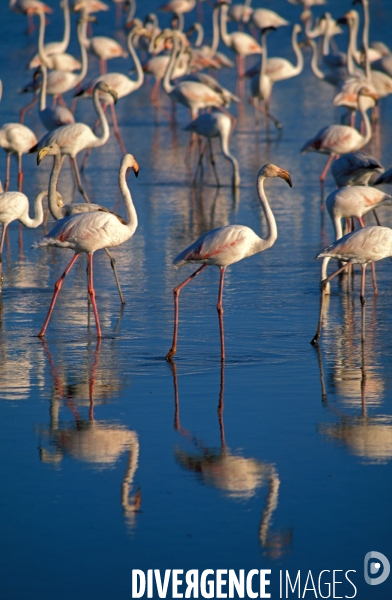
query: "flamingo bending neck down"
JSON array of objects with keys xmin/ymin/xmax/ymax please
[
  {"xmin": 33, "ymin": 153, "xmax": 140, "ymax": 338},
  {"xmin": 311, "ymin": 226, "xmax": 392, "ymax": 345},
  {"xmin": 184, "ymin": 111, "xmax": 240, "ymax": 188},
  {"xmin": 38, "ymin": 141, "xmax": 127, "ymax": 304},
  {"xmin": 0, "ymin": 189, "xmax": 46, "ymax": 285},
  {"xmin": 30, "ymin": 80, "xmax": 118, "ymax": 203},
  {"xmin": 166, "ymin": 163, "xmax": 292, "ymax": 361}
]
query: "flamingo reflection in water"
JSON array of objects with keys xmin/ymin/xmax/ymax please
[
  {"xmin": 170, "ymin": 360, "xmax": 292, "ymax": 558},
  {"xmin": 315, "ymin": 337, "xmax": 392, "ymax": 464},
  {"xmin": 38, "ymin": 338, "xmax": 141, "ymax": 528}
]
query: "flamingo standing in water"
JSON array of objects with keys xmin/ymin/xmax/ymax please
[
  {"xmin": 33, "ymin": 154, "xmax": 140, "ymax": 338},
  {"xmin": 30, "ymin": 80, "xmax": 118, "ymax": 203},
  {"xmin": 311, "ymin": 226, "xmax": 392, "ymax": 344},
  {"xmin": 10, "ymin": 0, "xmax": 52, "ymax": 34},
  {"xmin": 38, "ymin": 142, "xmax": 127, "ymax": 304},
  {"xmin": 166, "ymin": 163, "xmax": 292, "ymax": 361},
  {"xmin": 0, "ymin": 123, "xmax": 37, "ymax": 192},
  {"xmin": 301, "ymin": 86, "xmax": 377, "ymax": 182},
  {"xmin": 0, "ymin": 189, "xmax": 46, "ymax": 286},
  {"xmin": 184, "ymin": 111, "xmax": 240, "ymax": 189}
]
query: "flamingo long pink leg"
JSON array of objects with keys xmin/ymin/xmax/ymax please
[
  {"xmin": 166, "ymin": 264, "xmax": 208, "ymax": 360},
  {"xmin": 109, "ymin": 104, "xmax": 126, "ymax": 154},
  {"xmin": 357, "ymin": 216, "xmax": 377, "ymax": 294},
  {"xmin": 17, "ymin": 154, "xmax": 23, "ymax": 192},
  {"xmin": 311, "ymin": 262, "xmax": 351, "ymax": 345},
  {"xmin": 71, "ymin": 157, "xmax": 90, "ymax": 203},
  {"xmin": 360, "ymin": 264, "xmax": 367, "ymax": 305},
  {"xmin": 320, "ymin": 153, "xmax": 336, "ymax": 183},
  {"xmin": 87, "ymin": 253, "xmax": 102, "ymax": 337},
  {"xmin": 217, "ymin": 267, "xmax": 226, "ymax": 361},
  {"xmin": 4, "ymin": 154, "xmax": 11, "ymax": 192},
  {"xmin": 0, "ymin": 224, "xmax": 7, "ymax": 287},
  {"xmin": 38, "ymin": 254, "xmax": 79, "ymax": 337}
]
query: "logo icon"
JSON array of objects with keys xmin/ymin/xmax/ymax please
[{"xmin": 364, "ymin": 552, "xmax": 390, "ymax": 585}]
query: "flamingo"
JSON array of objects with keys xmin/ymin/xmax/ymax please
[
  {"xmin": 321, "ymin": 185, "xmax": 392, "ymax": 294},
  {"xmin": 38, "ymin": 142, "xmax": 127, "ymax": 304},
  {"xmin": 331, "ymin": 151, "xmax": 383, "ymax": 188},
  {"xmin": 248, "ymin": 28, "xmax": 282, "ymax": 131},
  {"xmin": 251, "ymin": 8, "xmax": 289, "ymax": 30},
  {"xmin": 30, "ymin": 81, "xmax": 118, "ymax": 203},
  {"xmin": 28, "ymin": 0, "xmax": 81, "ymax": 73},
  {"xmin": 0, "ymin": 190, "xmax": 46, "ymax": 286},
  {"xmin": 0, "ymin": 123, "xmax": 37, "ymax": 192},
  {"xmin": 306, "ymin": 38, "xmax": 347, "ymax": 88},
  {"xmin": 160, "ymin": 0, "xmax": 196, "ymax": 32},
  {"xmin": 160, "ymin": 30, "xmax": 233, "ymax": 120},
  {"xmin": 300, "ymin": 86, "xmax": 377, "ymax": 182},
  {"xmin": 184, "ymin": 111, "xmax": 240, "ymax": 188},
  {"xmin": 74, "ymin": 24, "xmax": 144, "ymax": 155},
  {"xmin": 218, "ymin": 1, "xmax": 262, "ymax": 78},
  {"xmin": 311, "ymin": 226, "xmax": 392, "ymax": 345},
  {"xmin": 166, "ymin": 163, "xmax": 292, "ymax": 361},
  {"xmin": 33, "ymin": 153, "xmax": 140, "ymax": 338},
  {"xmin": 75, "ymin": 8, "xmax": 128, "ymax": 74},
  {"xmin": 9, "ymin": 0, "xmax": 52, "ymax": 34},
  {"xmin": 38, "ymin": 65, "xmax": 75, "ymax": 131}
]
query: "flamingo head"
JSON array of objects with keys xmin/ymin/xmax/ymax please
[
  {"xmin": 95, "ymin": 81, "xmax": 118, "ymax": 104},
  {"xmin": 259, "ymin": 164, "xmax": 292, "ymax": 187},
  {"xmin": 121, "ymin": 154, "xmax": 139, "ymax": 178},
  {"xmin": 37, "ymin": 143, "xmax": 62, "ymax": 165}
]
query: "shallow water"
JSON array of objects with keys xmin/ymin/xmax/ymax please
[{"xmin": 0, "ymin": 0, "xmax": 391, "ymax": 598}]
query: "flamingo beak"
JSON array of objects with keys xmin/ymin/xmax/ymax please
[
  {"xmin": 133, "ymin": 161, "xmax": 139, "ymax": 177},
  {"xmin": 279, "ymin": 169, "xmax": 292, "ymax": 187},
  {"xmin": 37, "ymin": 147, "xmax": 49, "ymax": 165}
]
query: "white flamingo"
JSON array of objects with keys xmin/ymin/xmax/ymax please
[
  {"xmin": 38, "ymin": 142, "xmax": 128, "ymax": 304},
  {"xmin": 33, "ymin": 154, "xmax": 140, "ymax": 338},
  {"xmin": 300, "ymin": 86, "xmax": 377, "ymax": 182},
  {"xmin": 312, "ymin": 226, "xmax": 392, "ymax": 344},
  {"xmin": 38, "ymin": 65, "xmax": 75, "ymax": 131},
  {"xmin": 166, "ymin": 163, "xmax": 292, "ymax": 360},
  {"xmin": 0, "ymin": 123, "xmax": 37, "ymax": 192},
  {"xmin": 30, "ymin": 81, "xmax": 118, "ymax": 203},
  {"xmin": 331, "ymin": 152, "xmax": 383, "ymax": 188},
  {"xmin": 0, "ymin": 189, "xmax": 46, "ymax": 285},
  {"xmin": 184, "ymin": 111, "xmax": 240, "ymax": 188},
  {"xmin": 75, "ymin": 24, "xmax": 144, "ymax": 154},
  {"xmin": 219, "ymin": 1, "xmax": 262, "ymax": 78}
]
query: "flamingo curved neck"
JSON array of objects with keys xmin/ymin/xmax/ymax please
[
  {"xmin": 347, "ymin": 13, "xmax": 360, "ymax": 76},
  {"xmin": 162, "ymin": 33, "xmax": 182, "ymax": 95},
  {"xmin": 291, "ymin": 27, "xmax": 304, "ymax": 75},
  {"xmin": 358, "ymin": 93, "xmax": 372, "ymax": 146},
  {"xmin": 75, "ymin": 20, "xmax": 89, "ymax": 86},
  {"xmin": 48, "ymin": 150, "xmax": 65, "ymax": 220},
  {"xmin": 39, "ymin": 65, "xmax": 48, "ymax": 111},
  {"xmin": 220, "ymin": 128, "xmax": 240, "ymax": 187},
  {"xmin": 127, "ymin": 30, "xmax": 144, "ymax": 91},
  {"xmin": 60, "ymin": 0, "xmax": 71, "ymax": 53},
  {"xmin": 219, "ymin": 5, "xmax": 232, "ymax": 49},
  {"xmin": 211, "ymin": 5, "xmax": 220, "ymax": 56},
  {"xmin": 309, "ymin": 40, "xmax": 325, "ymax": 80},
  {"xmin": 119, "ymin": 161, "xmax": 138, "ymax": 235},
  {"xmin": 37, "ymin": 11, "xmax": 51, "ymax": 68},
  {"xmin": 256, "ymin": 176, "xmax": 277, "ymax": 252},
  {"xmin": 90, "ymin": 87, "xmax": 111, "ymax": 147},
  {"xmin": 20, "ymin": 191, "xmax": 46, "ymax": 228}
]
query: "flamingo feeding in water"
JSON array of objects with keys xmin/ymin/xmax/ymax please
[
  {"xmin": 166, "ymin": 163, "xmax": 292, "ymax": 361},
  {"xmin": 38, "ymin": 142, "xmax": 127, "ymax": 304},
  {"xmin": 0, "ymin": 189, "xmax": 46, "ymax": 286},
  {"xmin": 33, "ymin": 154, "xmax": 140, "ymax": 338},
  {"xmin": 311, "ymin": 226, "xmax": 392, "ymax": 345},
  {"xmin": 30, "ymin": 80, "xmax": 118, "ymax": 203}
]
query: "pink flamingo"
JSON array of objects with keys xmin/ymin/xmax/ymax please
[
  {"xmin": 311, "ymin": 225, "xmax": 392, "ymax": 345},
  {"xmin": 166, "ymin": 163, "xmax": 292, "ymax": 361},
  {"xmin": 301, "ymin": 86, "xmax": 377, "ymax": 183},
  {"xmin": 33, "ymin": 154, "xmax": 139, "ymax": 338}
]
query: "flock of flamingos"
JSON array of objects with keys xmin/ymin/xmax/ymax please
[{"xmin": 1, "ymin": 0, "xmax": 392, "ymax": 360}]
